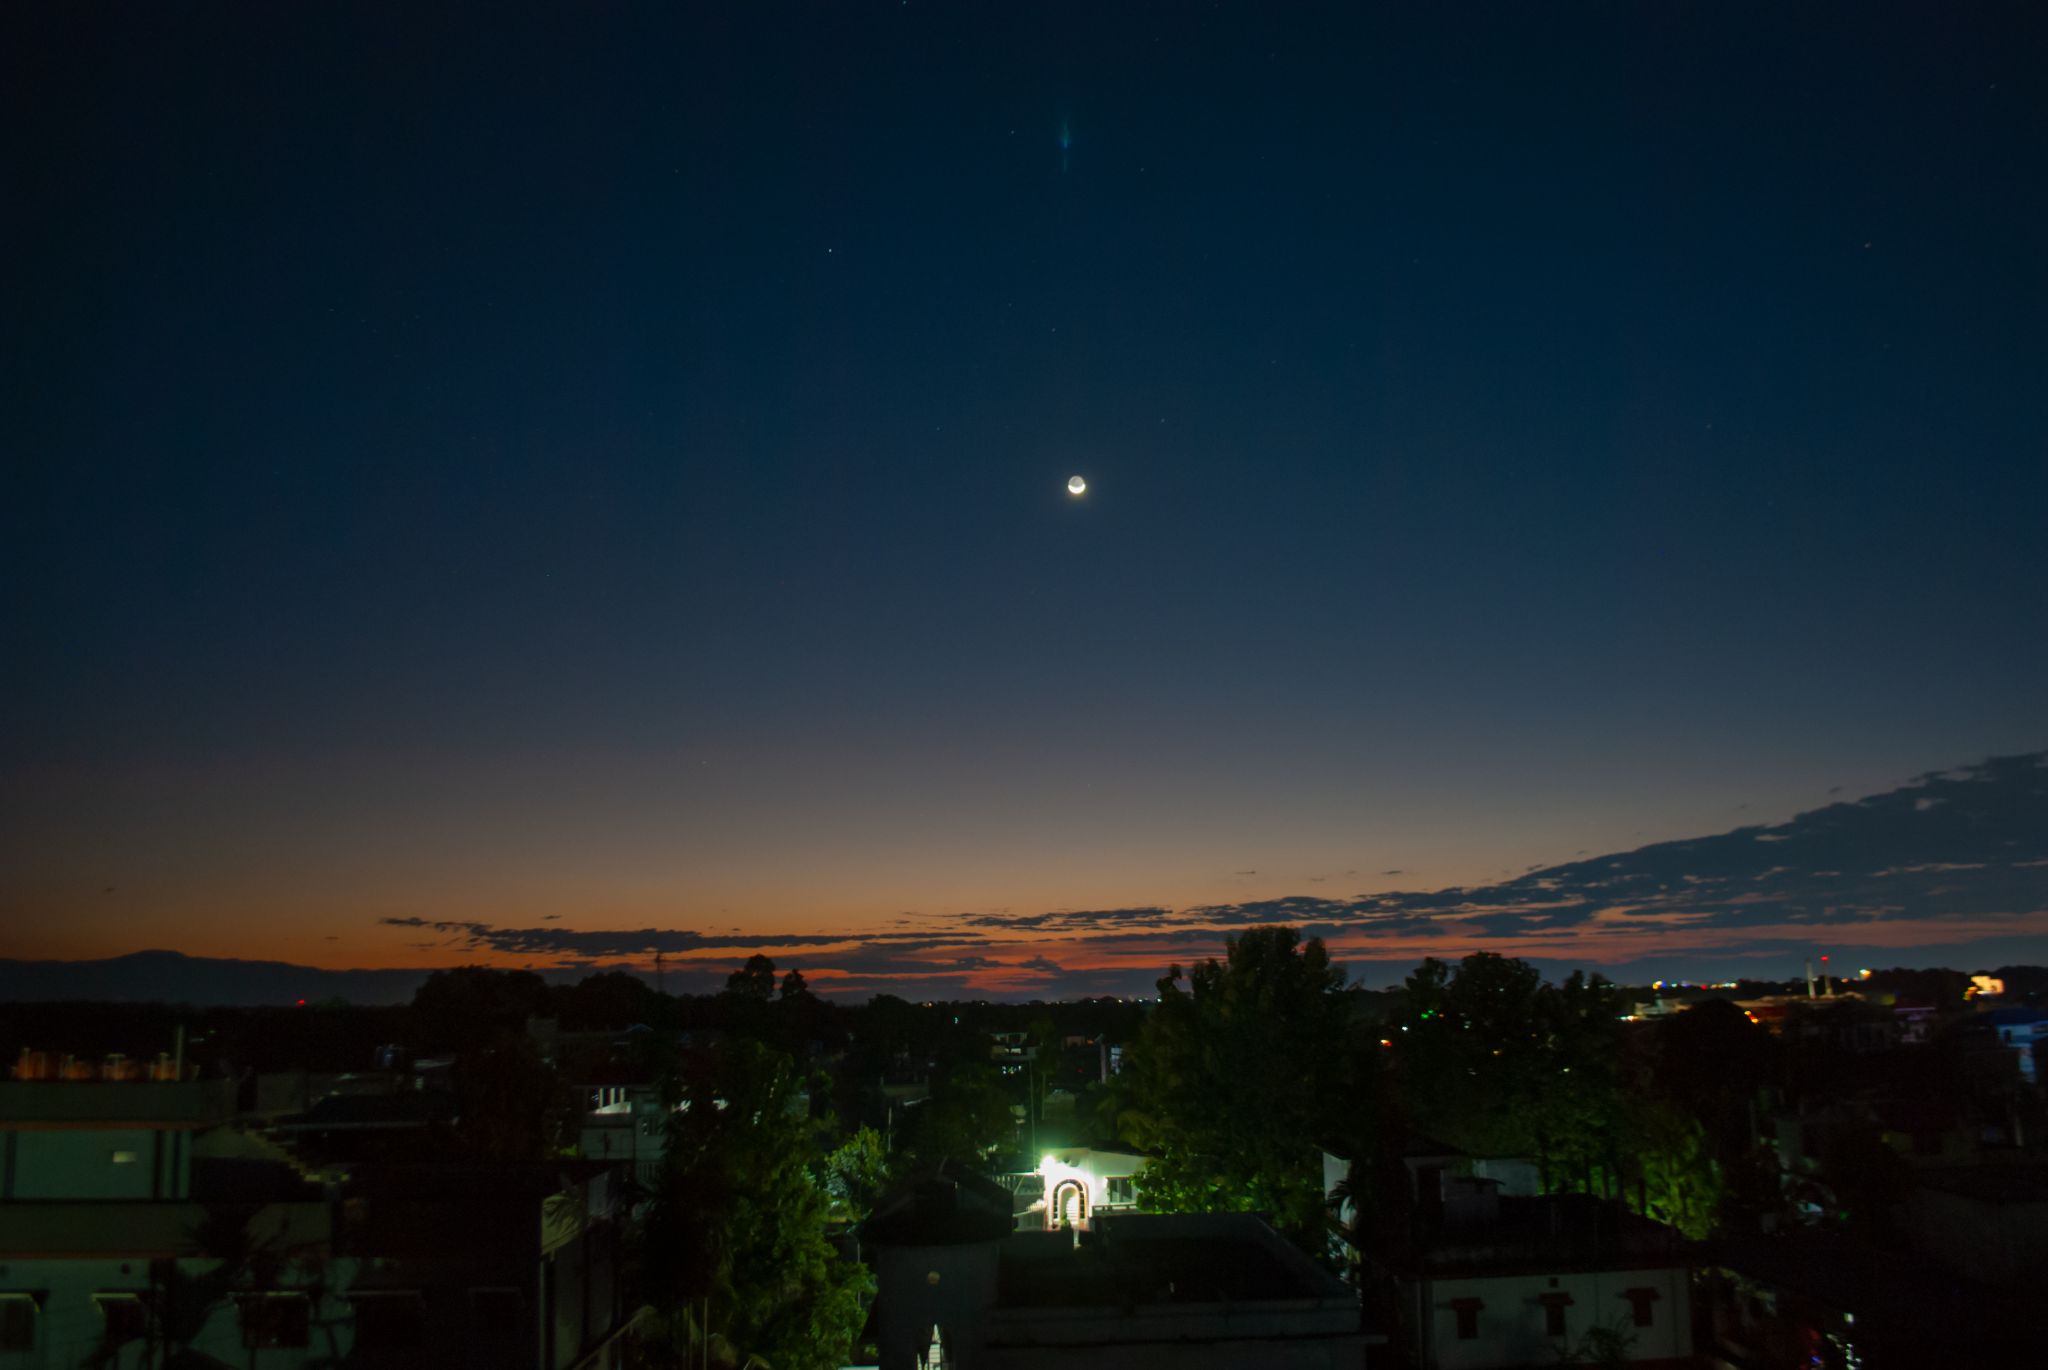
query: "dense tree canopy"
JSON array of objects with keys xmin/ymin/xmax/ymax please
[
  {"xmin": 639, "ymin": 1040, "xmax": 870, "ymax": 1370},
  {"xmin": 899, "ymin": 1061, "xmax": 1015, "ymax": 1170},
  {"xmin": 1383, "ymin": 952, "xmax": 1737, "ymax": 1239},
  {"xmin": 553, "ymin": 970, "xmax": 667, "ymax": 1031},
  {"xmin": 821, "ymin": 1125, "xmax": 890, "ymax": 1223},
  {"xmin": 410, "ymin": 965, "xmax": 551, "ymax": 1054},
  {"xmin": 724, "ymin": 953, "xmax": 779, "ymax": 1002},
  {"xmin": 1112, "ymin": 926, "xmax": 1355, "ymax": 1244},
  {"xmin": 1389, "ymin": 954, "xmax": 1625, "ymax": 1173}
]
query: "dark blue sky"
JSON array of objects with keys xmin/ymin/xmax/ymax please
[{"xmin": 4, "ymin": 2, "xmax": 2044, "ymax": 990}]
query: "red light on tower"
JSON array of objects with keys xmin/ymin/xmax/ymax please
[{"xmin": 295, "ymin": 999, "xmax": 306, "ymax": 1006}]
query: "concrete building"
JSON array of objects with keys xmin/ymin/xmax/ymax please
[
  {"xmin": 0, "ymin": 1078, "xmax": 336, "ymax": 1368},
  {"xmin": 1327, "ymin": 1137, "xmax": 1693, "ymax": 1369},
  {"xmin": 1006, "ymin": 1145, "xmax": 1147, "ymax": 1231},
  {"xmin": 0, "ymin": 1074, "xmax": 632, "ymax": 1369},
  {"xmin": 577, "ymin": 1084, "xmax": 669, "ymax": 1189},
  {"xmin": 1966, "ymin": 1006, "xmax": 2048, "ymax": 1083},
  {"xmin": 1394, "ymin": 1188, "xmax": 1691, "ymax": 1370},
  {"xmin": 332, "ymin": 1161, "xmax": 632, "ymax": 1369}
]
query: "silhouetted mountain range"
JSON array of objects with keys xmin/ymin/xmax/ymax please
[{"xmin": 0, "ymin": 950, "xmax": 431, "ymax": 1006}]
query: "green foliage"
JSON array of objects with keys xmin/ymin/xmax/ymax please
[
  {"xmin": 1392, "ymin": 955, "xmax": 1626, "ymax": 1176},
  {"xmin": 1636, "ymin": 998, "xmax": 1778, "ymax": 1233},
  {"xmin": 641, "ymin": 1041, "xmax": 871, "ymax": 1370},
  {"xmin": 1385, "ymin": 950, "xmax": 1741, "ymax": 1237},
  {"xmin": 1552, "ymin": 1320, "xmax": 1638, "ymax": 1368},
  {"xmin": 1112, "ymin": 927, "xmax": 1353, "ymax": 1246},
  {"xmin": 1629, "ymin": 1098, "xmax": 1724, "ymax": 1240},
  {"xmin": 822, "ymin": 1125, "xmax": 890, "ymax": 1222}
]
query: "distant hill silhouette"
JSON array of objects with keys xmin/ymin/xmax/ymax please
[{"xmin": 0, "ymin": 950, "xmax": 430, "ymax": 1006}]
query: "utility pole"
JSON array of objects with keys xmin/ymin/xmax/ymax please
[{"xmin": 1028, "ymin": 1062, "xmax": 1037, "ymax": 1159}]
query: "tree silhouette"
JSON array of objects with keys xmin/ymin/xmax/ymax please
[
  {"xmin": 725, "ymin": 954, "xmax": 777, "ymax": 1002},
  {"xmin": 638, "ymin": 1041, "xmax": 870, "ymax": 1369},
  {"xmin": 1112, "ymin": 926, "xmax": 1353, "ymax": 1246}
]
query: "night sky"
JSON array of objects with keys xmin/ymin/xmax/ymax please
[{"xmin": 5, "ymin": 3, "xmax": 2045, "ymax": 998}]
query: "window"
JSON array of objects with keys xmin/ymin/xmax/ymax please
[
  {"xmin": 1449, "ymin": 1297, "xmax": 1483, "ymax": 1340},
  {"xmin": 0, "ymin": 1296, "xmax": 39, "ymax": 1352},
  {"xmin": 1106, "ymin": 1176, "xmax": 1137, "ymax": 1205},
  {"xmin": 1623, "ymin": 1286, "xmax": 1660, "ymax": 1329},
  {"xmin": 1539, "ymin": 1291, "xmax": 1574, "ymax": 1338},
  {"xmin": 351, "ymin": 1292, "xmax": 425, "ymax": 1350},
  {"xmin": 95, "ymin": 1294, "xmax": 146, "ymax": 1346},
  {"xmin": 239, "ymin": 1294, "xmax": 310, "ymax": 1349}
]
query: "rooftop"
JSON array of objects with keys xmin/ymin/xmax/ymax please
[
  {"xmin": 862, "ymin": 1163, "xmax": 1017, "ymax": 1247},
  {"xmin": 998, "ymin": 1221, "xmax": 1325, "ymax": 1308},
  {"xmin": 982, "ymin": 1214, "xmax": 1367, "ymax": 1354}
]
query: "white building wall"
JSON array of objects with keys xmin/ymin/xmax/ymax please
[
  {"xmin": 0, "ymin": 1257, "xmax": 359, "ymax": 1370},
  {"xmin": 580, "ymin": 1116, "xmax": 666, "ymax": 1188},
  {"xmin": 1419, "ymin": 1266, "xmax": 1689, "ymax": 1370},
  {"xmin": 9, "ymin": 1129, "xmax": 186, "ymax": 1202},
  {"xmin": 1031, "ymin": 1149, "xmax": 1147, "ymax": 1229}
]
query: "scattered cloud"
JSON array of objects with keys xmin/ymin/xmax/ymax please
[{"xmin": 347, "ymin": 752, "xmax": 2048, "ymax": 999}]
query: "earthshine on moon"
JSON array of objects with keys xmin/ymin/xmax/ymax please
[{"xmin": 1067, "ymin": 475, "xmax": 1087, "ymax": 496}]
